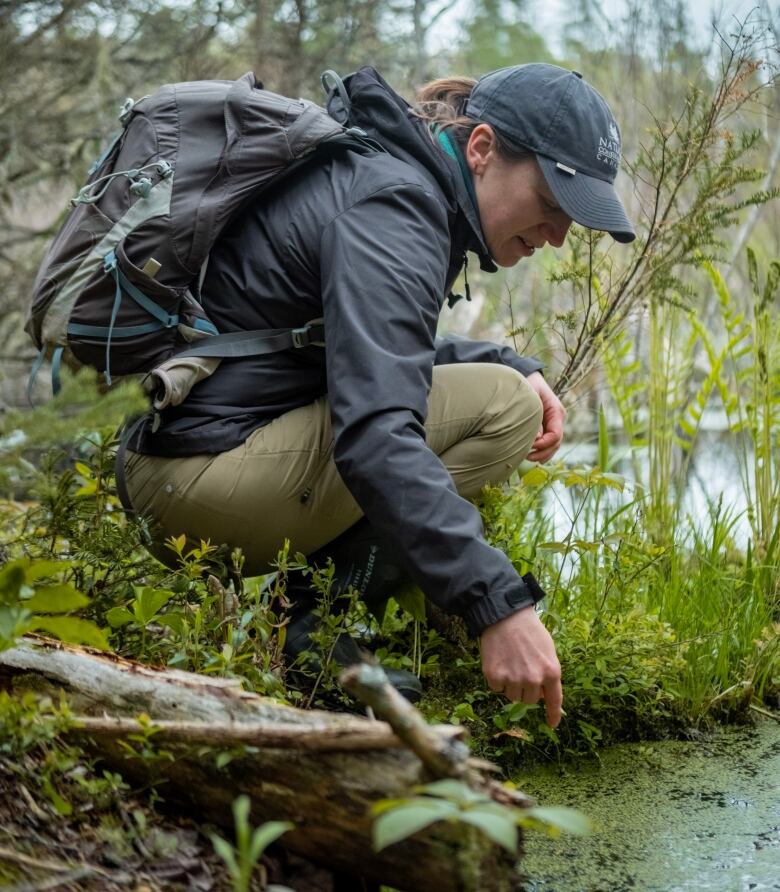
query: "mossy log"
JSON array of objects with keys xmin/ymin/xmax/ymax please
[{"xmin": 0, "ymin": 638, "xmax": 524, "ymax": 891}]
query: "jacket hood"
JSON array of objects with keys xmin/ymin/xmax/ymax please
[{"xmin": 331, "ymin": 67, "xmax": 497, "ymax": 273}]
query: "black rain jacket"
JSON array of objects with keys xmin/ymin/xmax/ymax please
[{"xmin": 136, "ymin": 67, "xmax": 544, "ymax": 635}]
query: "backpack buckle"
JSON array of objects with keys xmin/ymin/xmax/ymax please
[
  {"xmin": 291, "ymin": 326, "xmax": 312, "ymax": 349},
  {"xmin": 119, "ymin": 97, "xmax": 135, "ymax": 126},
  {"xmin": 292, "ymin": 319, "xmax": 324, "ymax": 349}
]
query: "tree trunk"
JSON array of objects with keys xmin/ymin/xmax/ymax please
[{"xmin": 0, "ymin": 638, "xmax": 524, "ymax": 892}]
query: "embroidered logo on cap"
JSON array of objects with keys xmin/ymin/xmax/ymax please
[{"xmin": 596, "ymin": 122, "xmax": 621, "ymax": 170}]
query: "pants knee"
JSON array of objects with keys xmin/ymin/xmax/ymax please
[
  {"xmin": 516, "ymin": 373, "xmax": 544, "ymax": 452},
  {"xmin": 492, "ymin": 366, "xmax": 544, "ymax": 468}
]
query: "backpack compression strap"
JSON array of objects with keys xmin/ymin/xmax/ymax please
[{"xmin": 172, "ymin": 319, "xmax": 325, "ymax": 360}]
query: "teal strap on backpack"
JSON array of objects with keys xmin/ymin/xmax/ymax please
[
  {"xmin": 51, "ymin": 347, "xmax": 64, "ymax": 395},
  {"xmin": 67, "ymin": 250, "xmax": 181, "ymax": 386},
  {"xmin": 27, "ymin": 345, "xmax": 65, "ymax": 402},
  {"xmin": 27, "ymin": 347, "xmax": 47, "ymax": 405}
]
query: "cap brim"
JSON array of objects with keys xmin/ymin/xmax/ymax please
[{"xmin": 537, "ymin": 155, "xmax": 636, "ymax": 244}]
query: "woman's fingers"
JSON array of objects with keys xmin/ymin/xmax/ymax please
[
  {"xmin": 524, "ymin": 371, "xmax": 566, "ymax": 463},
  {"xmin": 542, "ymin": 679, "xmax": 564, "ymax": 727},
  {"xmin": 480, "ymin": 606, "xmax": 563, "ymax": 727}
]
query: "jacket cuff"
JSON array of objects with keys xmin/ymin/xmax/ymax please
[
  {"xmin": 462, "ymin": 572, "xmax": 548, "ymax": 637},
  {"xmin": 506, "ymin": 355, "xmax": 544, "ymax": 378}
]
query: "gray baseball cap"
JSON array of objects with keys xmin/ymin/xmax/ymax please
[{"xmin": 466, "ymin": 63, "xmax": 636, "ymax": 243}]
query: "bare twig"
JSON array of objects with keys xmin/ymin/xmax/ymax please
[
  {"xmin": 3, "ymin": 867, "xmax": 100, "ymax": 892},
  {"xmin": 340, "ymin": 663, "xmax": 470, "ymax": 778},
  {"xmin": 749, "ymin": 703, "xmax": 780, "ymax": 722},
  {"xmin": 0, "ymin": 846, "xmax": 126, "ymax": 890},
  {"xmin": 338, "ymin": 664, "xmax": 533, "ymax": 810},
  {"xmin": 0, "ymin": 847, "xmax": 77, "ymax": 874}
]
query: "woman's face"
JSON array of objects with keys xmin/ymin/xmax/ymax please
[{"xmin": 466, "ymin": 125, "xmax": 572, "ymax": 267}]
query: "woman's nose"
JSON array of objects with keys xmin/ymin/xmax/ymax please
[{"xmin": 542, "ymin": 213, "xmax": 572, "ymax": 248}]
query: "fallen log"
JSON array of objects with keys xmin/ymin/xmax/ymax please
[
  {"xmin": 69, "ymin": 713, "xmax": 465, "ymax": 751},
  {"xmin": 1, "ymin": 638, "xmax": 524, "ymax": 891}
]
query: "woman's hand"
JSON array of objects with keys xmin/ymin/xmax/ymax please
[
  {"xmin": 480, "ymin": 605, "xmax": 563, "ymax": 727},
  {"xmin": 525, "ymin": 371, "xmax": 565, "ymax": 463}
]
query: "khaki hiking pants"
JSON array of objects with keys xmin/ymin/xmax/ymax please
[{"xmin": 125, "ymin": 363, "xmax": 543, "ymax": 575}]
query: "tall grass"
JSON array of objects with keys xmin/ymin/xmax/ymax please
[
  {"xmin": 599, "ymin": 254, "xmax": 778, "ymax": 716},
  {"xmin": 477, "ymin": 255, "xmax": 779, "ymax": 754}
]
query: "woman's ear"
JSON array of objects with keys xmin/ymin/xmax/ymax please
[{"xmin": 465, "ymin": 124, "xmax": 497, "ymax": 176}]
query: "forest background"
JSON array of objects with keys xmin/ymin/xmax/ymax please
[
  {"xmin": 0, "ymin": 1, "xmax": 779, "ymax": 887},
  {"xmin": 1, "ymin": 0, "xmax": 779, "ymax": 745}
]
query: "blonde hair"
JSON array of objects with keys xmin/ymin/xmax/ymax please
[
  {"xmin": 414, "ymin": 76, "xmax": 532, "ymax": 162},
  {"xmin": 414, "ymin": 77, "xmax": 477, "ymax": 135}
]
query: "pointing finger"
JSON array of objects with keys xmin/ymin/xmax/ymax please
[{"xmin": 543, "ymin": 678, "xmax": 564, "ymax": 728}]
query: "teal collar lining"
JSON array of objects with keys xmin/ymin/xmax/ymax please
[{"xmin": 437, "ymin": 128, "xmax": 479, "ymax": 215}]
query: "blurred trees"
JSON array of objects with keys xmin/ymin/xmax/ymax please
[
  {"xmin": 454, "ymin": 0, "xmax": 550, "ymax": 74},
  {"xmin": 0, "ymin": 0, "xmax": 777, "ymax": 405}
]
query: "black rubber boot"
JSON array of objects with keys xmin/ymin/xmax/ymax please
[
  {"xmin": 309, "ymin": 518, "xmax": 411, "ymax": 618},
  {"xmin": 283, "ymin": 609, "xmax": 423, "ymax": 702},
  {"xmin": 282, "ymin": 519, "xmax": 423, "ymax": 703}
]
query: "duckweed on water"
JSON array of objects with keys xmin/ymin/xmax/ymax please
[{"xmin": 516, "ymin": 721, "xmax": 780, "ymax": 892}]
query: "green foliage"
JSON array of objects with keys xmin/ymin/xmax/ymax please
[
  {"xmin": 209, "ymin": 795, "xmax": 293, "ymax": 892},
  {"xmin": 1, "ymin": 370, "xmax": 146, "ymax": 490},
  {"xmin": 115, "ymin": 712, "xmax": 175, "ymax": 767},
  {"xmin": 418, "ymin": 427, "xmax": 779, "ymax": 763},
  {"xmin": 0, "ymin": 556, "xmax": 107, "ymax": 651},
  {"xmin": 601, "ymin": 250, "xmax": 780, "ymax": 580},
  {"xmin": 0, "ymin": 690, "xmax": 130, "ymax": 817},
  {"xmin": 704, "ymin": 251, "xmax": 780, "ymax": 566},
  {"xmin": 106, "ymin": 585, "xmax": 176, "ymax": 659},
  {"xmin": 372, "ymin": 778, "xmax": 589, "ymax": 854},
  {"xmin": 0, "ymin": 690, "xmax": 73, "ymax": 755}
]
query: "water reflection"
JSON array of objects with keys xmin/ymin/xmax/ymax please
[{"xmin": 550, "ymin": 431, "xmax": 754, "ymax": 548}]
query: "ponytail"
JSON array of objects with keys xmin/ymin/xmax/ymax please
[
  {"xmin": 414, "ymin": 75, "xmax": 532, "ymax": 163},
  {"xmin": 414, "ymin": 76, "xmax": 477, "ymax": 129}
]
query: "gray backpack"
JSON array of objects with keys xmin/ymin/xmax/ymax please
[{"xmin": 26, "ymin": 71, "xmax": 372, "ymax": 405}]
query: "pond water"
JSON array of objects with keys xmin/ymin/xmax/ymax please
[
  {"xmin": 517, "ymin": 720, "xmax": 780, "ymax": 892},
  {"xmin": 552, "ymin": 429, "xmax": 754, "ymax": 546}
]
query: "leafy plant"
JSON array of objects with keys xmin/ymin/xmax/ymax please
[
  {"xmin": 106, "ymin": 585, "xmax": 177, "ymax": 658},
  {"xmin": 210, "ymin": 795, "xmax": 293, "ymax": 892},
  {"xmin": 706, "ymin": 250, "xmax": 780, "ymax": 570},
  {"xmin": 372, "ymin": 778, "xmax": 589, "ymax": 854},
  {"xmin": 116, "ymin": 712, "xmax": 175, "ymax": 767},
  {"xmin": 0, "ymin": 690, "xmax": 129, "ymax": 817},
  {"xmin": 0, "ymin": 556, "xmax": 108, "ymax": 651}
]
